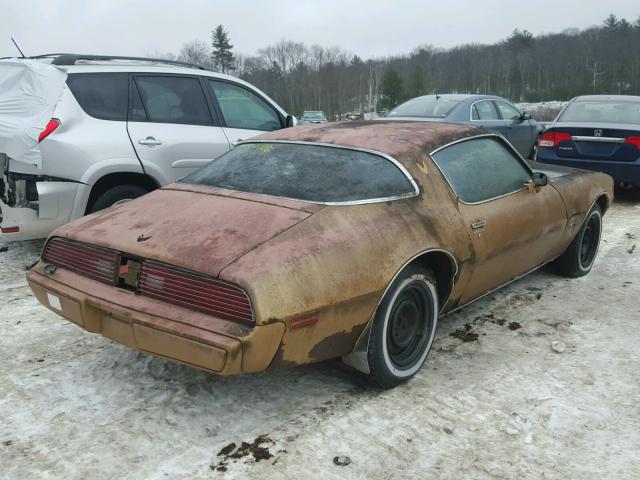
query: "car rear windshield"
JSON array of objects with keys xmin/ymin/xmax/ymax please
[
  {"xmin": 303, "ymin": 112, "xmax": 325, "ymax": 119},
  {"xmin": 179, "ymin": 142, "xmax": 416, "ymax": 203},
  {"xmin": 387, "ymin": 98, "xmax": 461, "ymax": 118},
  {"xmin": 559, "ymin": 100, "xmax": 640, "ymax": 125}
]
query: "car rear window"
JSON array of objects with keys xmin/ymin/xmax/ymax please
[
  {"xmin": 179, "ymin": 142, "xmax": 416, "ymax": 203},
  {"xmin": 387, "ymin": 98, "xmax": 461, "ymax": 118},
  {"xmin": 559, "ymin": 100, "xmax": 640, "ymax": 125},
  {"xmin": 66, "ymin": 73, "xmax": 128, "ymax": 121}
]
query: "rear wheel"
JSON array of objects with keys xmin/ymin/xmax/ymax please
[
  {"xmin": 366, "ymin": 266, "xmax": 438, "ymax": 389},
  {"xmin": 88, "ymin": 184, "xmax": 149, "ymax": 213},
  {"xmin": 555, "ymin": 204, "xmax": 602, "ymax": 277}
]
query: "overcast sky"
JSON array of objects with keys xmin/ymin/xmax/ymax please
[{"xmin": 1, "ymin": 1, "xmax": 639, "ymax": 59}]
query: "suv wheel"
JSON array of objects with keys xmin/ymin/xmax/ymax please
[{"xmin": 89, "ymin": 184, "xmax": 149, "ymax": 213}]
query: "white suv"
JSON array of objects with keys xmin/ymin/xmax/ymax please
[{"xmin": 0, "ymin": 54, "xmax": 295, "ymax": 240}]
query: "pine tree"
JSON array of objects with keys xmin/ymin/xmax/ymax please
[
  {"xmin": 211, "ymin": 25, "xmax": 235, "ymax": 74},
  {"xmin": 603, "ymin": 14, "xmax": 619, "ymax": 31},
  {"xmin": 381, "ymin": 68, "xmax": 403, "ymax": 109}
]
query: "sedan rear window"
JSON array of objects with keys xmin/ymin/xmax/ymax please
[
  {"xmin": 559, "ymin": 100, "xmax": 640, "ymax": 125},
  {"xmin": 387, "ymin": 98, "xmax": 461, "ymax": 118},
  {"xmin": 179, "ymin": 142, "xmax": 416, "ymax": 203}
]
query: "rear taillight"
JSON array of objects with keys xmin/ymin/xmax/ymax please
[
  {"xmin": 138, "ymin": 262, "xmax": 254, "ymax": 325},
  {"xmin": 539, "ymin": 131, "xmax": 572, "ymax": 148},
  {"xmin": 625, "ymin": 136, "xmax": 640, "ymax": 149},
  {"xmin": 38, "ymin": 118, "xmax": 60, "ymax": 142},
  {"xmin": 42, "ymin": 237, "xmax": 120, "ymax": 284}
]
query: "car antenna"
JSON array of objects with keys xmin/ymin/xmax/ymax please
[{"xmin": 10, "ymin": 37, "xmax": 26, "ymax": 58}]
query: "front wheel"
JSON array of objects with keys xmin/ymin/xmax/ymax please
[
  {"xmin": 555, "ymin": 204, "xmax": 602, "ymax": 277},
  {"xmin": 366, "ymin": 266, "xmax": 438, "ymax": 389}
]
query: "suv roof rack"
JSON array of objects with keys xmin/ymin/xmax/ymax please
[{"xmin": 26, "ymin": 53, "xmax": 209, "ymax": 70}]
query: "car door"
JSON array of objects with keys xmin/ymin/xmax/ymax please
[
  {"xmin": 126, "ymin": 74, "xmax": 231, "ymax": 185},
  {"xmin": 494, "ymin": 100, "xmax": 534, "ymax": 157},
  {"xmin": 431, "ymin": 136, "xmax": 567, "ymax": 304},
  {"xmin": 205, "ymin": 79, "xmax": 284, "ymax": 145}
]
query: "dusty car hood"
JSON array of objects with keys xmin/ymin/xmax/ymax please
[{"xmin": 51, "ymin": 184, "xmax": 323, "ymax": 278}]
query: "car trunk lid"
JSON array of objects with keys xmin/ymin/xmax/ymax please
[
  {"xmin": 544, "ymin": 123, "xmax": 640, "ymax": 162},
  {"xmin": 52, "ymin": 185, "xmax": 322, "ymax": 278}
]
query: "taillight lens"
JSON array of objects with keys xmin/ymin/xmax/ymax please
[
  {"xmin": 138, "ymin": 262, "xmax": 254, "ymax": 325},
  {"xmin": 42, "ymin": 237, "xmax": 120, "ymax": 284},
  {"xmin": 38, "ymin": 118, "xmax": 60, "ymax": 142},
  {"xmin": 625, "ymin": 136, "xmax": 640, "ymax": 149},
  {"xmin": 539, "ymin": 131, "xmax": 571, "ymax": 148}
]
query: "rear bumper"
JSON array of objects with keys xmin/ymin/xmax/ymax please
[
  {"xmin": 26, "ymin": 267, "xmax": 285, "ymax": 375},
  {"xmin": 536, "ymin": 150, "xmax": 640, "ymax": 184},
  {"xmin": 0, "ymin": 181, "xmax": 79, "ymax": 240}
]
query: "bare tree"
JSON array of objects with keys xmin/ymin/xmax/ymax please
[{"xmin": 178, "ymin": 40, "xmax": 211, "ymax": 67}]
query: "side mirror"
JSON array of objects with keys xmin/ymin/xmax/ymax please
[
  {"xmin": 521, "ymin": 112, "xmax": 532, "ymax": 121},
  {"xmin": 285, "ymin": 114, "xmax": 297, "ymax": 128},
  {"xmin": 532, "ymin": 171, "xmax": 548, "ymax": 187}
]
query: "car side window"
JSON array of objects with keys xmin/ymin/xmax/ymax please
[
  {"xmin": 473, "ymin": 100, "xmax": 499, "ymax": 121},
  {"xmin": 66, "ymin": 73, "xmax": 128, "ymax": 121},
  {"xmin": 133, "ymin": 76, "xmax": 212, "ymax": 126},
  {"xmin": 208, "ymin": 80, "xmax": 282, "ymax": 131},
  {"xmin": 431, "ymin": 137, "xmax": 531, "ymax": 203},
  {"xmin": 495, "ymin": 101, "xmax": 521, "ymax": 120}
]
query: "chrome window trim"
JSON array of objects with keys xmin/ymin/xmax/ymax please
[
  {"xmin": 429, "ymin": 133, "xmax": 534, "ymax": 206},
  {"xmin": 571, "ymin": 136, "xmax": 625, "ymax": 144},
  {"xmin": 219, "ymin": 139, "xmax": 421, "ymax": 206},
  {"xmin": 469, "ymin": 99, "xmax": 501, "ymax": 122}
]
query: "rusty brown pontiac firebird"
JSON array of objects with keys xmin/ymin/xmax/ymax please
[{"xmin": 27, "ymin": 122, "xmax": 613, "ymax": 387}]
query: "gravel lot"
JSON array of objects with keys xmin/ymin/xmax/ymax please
[{"xmin": 1, "ymin": 191, "xmax": 639, "ymax": 480}]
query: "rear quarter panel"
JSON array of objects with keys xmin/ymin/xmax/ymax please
[{"xmin": 542, "ymin": 166, "xmax": 614, "ymax": 248}]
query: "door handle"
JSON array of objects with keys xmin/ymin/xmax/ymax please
[
  {"xmin": 471, "ymin": 220, "xmax": 486, "ymax": 230},
  {"xmin": 138, "ymin": 137, "xmax": 162, "ymax": 146}
]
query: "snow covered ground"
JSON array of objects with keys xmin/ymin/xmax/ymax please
[{"xmin": 1, "ymin": 191, "xmax": 640, "ymax": 479}]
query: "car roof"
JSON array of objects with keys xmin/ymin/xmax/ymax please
[
  {"xmin": 406, "ymin": 93, "xmax": 501, "ymax": 102},
  {"xmin": 253, "ymin": 121, "xmax": 488, "ymax": 160},
  {"xmin": 572, "ymin": 94, "xmax": 640, "ymax": 102}
]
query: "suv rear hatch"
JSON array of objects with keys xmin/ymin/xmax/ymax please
[{"xmin": 0, "ymin": 58, "xmax": 67, "ymax": 170}]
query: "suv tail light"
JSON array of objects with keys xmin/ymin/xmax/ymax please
[
  {"xmin": 38, "ymin": 118, "xmax": 60, "ymax": 142},
  {"xmin": 539, "ymin": 131, "xmax": 571, "ymax": 148},
  {"xmin": 624, "ymin": 136, "xmax": 640, "ymax": 149}
]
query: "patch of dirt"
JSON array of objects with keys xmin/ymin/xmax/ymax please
[
  {"xmin": 450, "ymin": 323, "xmax": 479, "ymax": 342},
  {"xmin": 211, "ymin": 435, "xmax": 275, "ymax": 472},
  {"xmin": 508, "ymin": 322, "xmax": 522, "ymax": 331}
]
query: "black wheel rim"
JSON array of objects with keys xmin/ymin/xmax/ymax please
[
  {"xmin": 386, "ymin": 282, "xmax": 433, "ymax": 368},
  {"xmin": 579, "ymin": 213, "xmax": 600, "ymax": 268}
]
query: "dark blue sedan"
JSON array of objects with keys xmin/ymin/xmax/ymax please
[
  {"xmin": 384, "ymin": 94, "xmax": 543, "ymax": 158},
  {"xmin": 536, "ymin": 95, "xmax": 640, "ymax": 187}
]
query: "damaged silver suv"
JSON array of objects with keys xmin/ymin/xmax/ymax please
[{"xmin": 0, "ymin": 54, "xmax": 295, "ymax": 240}]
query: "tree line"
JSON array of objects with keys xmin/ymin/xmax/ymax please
[{"xmin": 162, "ymin": 15, "xmax": 640, "ymax": 118}]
